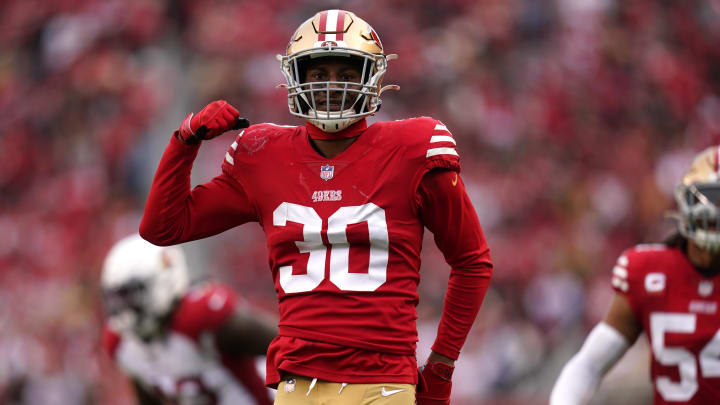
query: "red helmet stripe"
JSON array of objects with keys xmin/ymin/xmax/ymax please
[
  {"xmin": 318, "ymin": 11, "xmax": 328, "ymax": 41},
  {"xmin": 336, "ymin": 11, "xmax": 345, "ymax": 41}
]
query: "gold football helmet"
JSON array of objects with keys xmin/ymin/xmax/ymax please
[
  {"xmin": 675, "ymin": 146, "xmax": 720, "ymax": 252},
  {"xmin": 278, "ymin": 10, "xmax": 399, "ymax": 132}
]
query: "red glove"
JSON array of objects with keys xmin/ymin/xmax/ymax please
[
  {"xmin": 416, "ymin": 360, "xmax": 454, "ymax": 405},
  {"xmin": 176, "ymin": 100, "xmax": 249, "ymax": 144}
]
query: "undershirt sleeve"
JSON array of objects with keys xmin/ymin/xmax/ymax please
[{"xmin": 417, "ymin": 169, "xmax": 494, "ymax": 360}]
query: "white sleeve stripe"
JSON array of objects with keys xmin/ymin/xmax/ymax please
[
  {"xmin": 430, "ymin": 135, "xmax": 456, "ymax": 145},
  {"xmin": 612, "ymin": 266, "xmax": 628, "ymax": 278},
  {"xmin": 225, "ymin": 152, "xmax": 234, "ymax": 165},
  {"xmin": 426, "ymin": 147, "xmax": 458, "ymax": 158},
  {"xmin": 611, "ymin": 277, "xmax": 628, "ymax": 292},
  {"xmin": 231, "ymin": 141, "xmax": 237, "ymax": 150},
  {"xmin": 434, "ymin": 123, "xmax": 449, "ymax": 132}
]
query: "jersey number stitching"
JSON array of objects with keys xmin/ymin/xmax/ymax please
[{"xmin": 272, "ymin": 202, "xmax": 389, "ymax": 293}]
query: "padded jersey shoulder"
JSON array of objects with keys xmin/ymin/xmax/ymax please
[
  {"xmin": 171, "ymin": 282, "xmax": 239, "ymax": 340},
  {"xmin": 611, "ymin": 243, "xmax": 683, "ymax": 294},
  {"xmin": 222, "ymin": 123, "xmax": 299, "ymax": 176}
]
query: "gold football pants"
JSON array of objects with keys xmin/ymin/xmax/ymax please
[{"xmin": 274, "ymin": 375, "xmax": 415, "ymax": 405}]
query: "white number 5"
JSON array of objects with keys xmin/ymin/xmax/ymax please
[
  {"xmin": 272, "ymin": 202, "xmax": 389, "ymax": 293},
  {"xmin": 650, "ymin": 312, "xmax": 720, "ymax": 401}
]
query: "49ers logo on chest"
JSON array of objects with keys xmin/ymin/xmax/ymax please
[{"xmin": 320, "ymin": 165, "xmax": 334, "ymax": 181}]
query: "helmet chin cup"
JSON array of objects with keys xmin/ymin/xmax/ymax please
[{"xmin": 306, "ymin": 108, "xmax": 363, "ymax": 133}]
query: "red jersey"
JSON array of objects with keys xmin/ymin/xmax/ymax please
[
  {"xmin": 611, "ymin": 243, "xmax": 720, "ymax": 404},
  {"xmin": 102, "ymin": 283, "xmax": 272, "ymax": 405},
  {"xmin": 140, "ymin": 117, "xmax": 493, "ymax": 386}
]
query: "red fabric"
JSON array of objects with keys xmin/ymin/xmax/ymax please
[
  {"xmin": 611, "ymin": 245, "xmax": 720, "ymax": 404},
  {"xmin": 418, "ymin": 170, "xmax": 493, "ymax": 360},
  {"xmin": 265, "ymin": 336, "xmax": 418, "ymax": 386},
  {"xmin": 140, "ymin": 117, "xmax": 490, "ymax": 386},
  {"xmin": 101, "ymin": 325, "xmax": 121, "ymax": 359},
  {"xmin": 139, "ymin": 135, "xmax": 255, "ymax": 245},
  {"xmin": 222, "ymin": 356, "xmax": 273, "ymax": 405},
  {"xmin": 417, "ymin": 360, "xmax": 454, "ymax": 405},
  {"xmin": 172, "ymin": 283, "xmax": 238, "ymax": 341}
]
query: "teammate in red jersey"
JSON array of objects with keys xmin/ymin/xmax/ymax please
[
  {"xmin": 550, "ymin": 146, "xmax": 720, "ymax": 405},
  {"xmin": 139, "ymin": 9, "xmax": 493, "ymax": 405},
  {"xmin": 100, "ymin": 234, "xmax": 277, "ymax": 405}
]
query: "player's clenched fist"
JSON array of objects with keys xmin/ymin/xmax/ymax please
[
  {"xmin": 176, "ymin": 100, "xmax": 249, "ymax": 144},
  {"xmin": 416, "ymin": 361, "xmax": 454, "ymax": 405}
]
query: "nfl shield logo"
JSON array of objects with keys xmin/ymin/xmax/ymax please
[
  {"xmin": 699, "ymin": 280, "xmax": 714, "ymax": 297},
  {"xmin": 320, "ymin": 165, "xmax": 334, "ymax": 181}
]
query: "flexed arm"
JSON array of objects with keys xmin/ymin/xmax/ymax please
[{"xmin": 139, "ymin": 101, "xmax": 255, "ymax": 246}]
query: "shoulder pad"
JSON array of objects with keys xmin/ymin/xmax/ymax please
[
  {"xmin": 222, "ymin": 123, "xmax": 297, "ymax": 174},
  {"xmin": 611, "ymin": 244, "xmax": 672, "ymax": 294},
  {"xmin": 391, "ymin": 116, "xmax": 460, "ymax": 169}
]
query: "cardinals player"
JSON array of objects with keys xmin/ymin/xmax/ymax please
[
  {"xmin": 139, "ymin": 9, "xmax": 493, "ymax": 405},
  {"xmin": 100, "ymin": 234, "xmax": 277, "ymax": 405},
  {"xmin": 550, "ymin": 146, "xmax": 720, "ymax": 405}
]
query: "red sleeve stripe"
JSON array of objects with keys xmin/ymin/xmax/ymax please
[{"xmin": 430, "ymin": 135, "xmax": 456, "ymax": 145}]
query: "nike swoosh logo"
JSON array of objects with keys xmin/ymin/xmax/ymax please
[
  {"xmin": 381, "ymin": 387, "xmax": 405, "ymax": 397},
  {"xmin": 451, "ymin": 173, "xmax": 458, "ymax": 186}
]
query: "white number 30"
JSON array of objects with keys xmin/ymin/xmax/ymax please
[{"xmin": 272, "ymin": 202, "xmax": 389, "ymax": 293}]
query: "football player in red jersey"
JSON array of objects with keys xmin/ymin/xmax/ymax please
[
  {"xmin": 100, "ymin": 234, "xmax": 277, "ymax": 405},
  {"xmin": 550, "ymin": 146, "xmax": 720, "ymax": 405},
  {"xmin": 139, "ymin": 9, "xmax": 493, "ymax": 405}
]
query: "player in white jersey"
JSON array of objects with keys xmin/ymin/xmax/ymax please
[{"xmin": 101, "ymin": 234, "xmax": 277, "ymax": 405}]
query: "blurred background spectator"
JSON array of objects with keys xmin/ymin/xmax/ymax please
[{"xmin": 1, "ymin": 0, "xmax": 719, "ymax": 404}]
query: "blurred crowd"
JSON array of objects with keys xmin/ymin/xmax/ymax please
[{"xmin": 1, "ymin": 0, "xmax": 720, "ymax": 404}]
